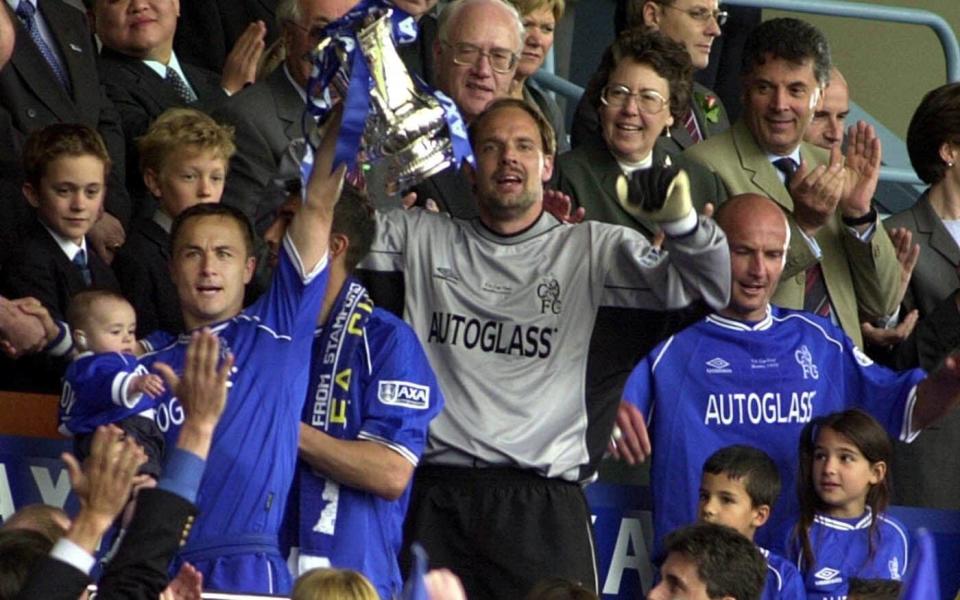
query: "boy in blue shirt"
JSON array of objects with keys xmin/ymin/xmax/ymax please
[{"xmin": 698, "ymin": 445, "xmax": 805, "ymax": 600}]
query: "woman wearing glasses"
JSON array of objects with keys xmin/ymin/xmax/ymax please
[
  {"xmin": 553, "ymin": 29, "xmax": 725, "ymax": 234},
  {"xmin": 505, "ymin": 0, "xmax": 569, "ymax": 152}
]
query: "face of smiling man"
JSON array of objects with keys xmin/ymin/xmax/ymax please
[{"xmin": 742, "ymin": 54, "xmax": 823, "ymax": 156}]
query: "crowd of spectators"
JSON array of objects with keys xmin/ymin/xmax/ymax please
[{"xmin": 1, "ymin": 1, "xmax": 960, "ymax": 600}]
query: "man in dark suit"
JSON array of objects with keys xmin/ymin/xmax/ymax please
[
  {"xmin": 14, "ymin": 331, "xmax": 232, "ymax": 600},
  {"xmin": 84, "ymin": 0, "xmax": 247, "ymax": 218},
  {"xmin": 215, "ymin": 0, "xmax": 356, "ymax": 225},
  {"xmin": 0, "ymin": 0, "xmax": 131, "ymax": 263}
]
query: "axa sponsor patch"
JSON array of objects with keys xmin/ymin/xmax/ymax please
[{"xmin": 378, "ymin": 380, "xmax": 430, "ymax": 409}]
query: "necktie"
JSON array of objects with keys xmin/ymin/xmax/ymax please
[
  {"xmin": 73, "ymin": 249, "xmax": 92, "ymax": 286},
  {"xmin": 772, "ymin": 157, "xmax": 798, "ymax": 186},
  {"xmin": 15, "ymin": 1, "xmax": 72, "ymax": 93},
  {"xmin": 165, "ymin": 67, "xmax": 197, "ymax": 103},
  {"xmin": 682, "ymin": 109, "xmax": 703, "ymax": 144}
]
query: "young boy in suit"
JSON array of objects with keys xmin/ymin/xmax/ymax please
[
  {"xmin": 112, "ymin": 108, "xmax": 234, "ymax": 336},
  {"xmin": 0, "ymin": 123, "xmax": 121, "ymax": 391}
]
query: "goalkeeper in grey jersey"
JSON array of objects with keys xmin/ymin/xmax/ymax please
[{"xmin": 359, "ymin": 97, "xmax": 730, "ymax": 600}]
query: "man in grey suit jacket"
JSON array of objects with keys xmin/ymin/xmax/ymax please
[
  {"xmin": 684, "ymin": 18, "xmax": 899, "ymax": 349},
  {"xmin": 215, "ymin": 0, "xmax": 356, "ymax": 225},
  {"xmin": 0, "ymin": 0, "xmax": 131, "ymax": 260}
]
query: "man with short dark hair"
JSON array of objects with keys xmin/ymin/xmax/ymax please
[
  {"xmin": 647, "ymin": 523, "xmax": 766, "ymax": 600},
  {"xmin": 684, "ymin": 17, "xmax": 899, "ymax": 349},
  {"xmin": 266, "ymin": 187, "xmax": 443, "ymax": 599},
  {"xmin": 362, "ymin": 96, "xmax": 731, "ymax": 599},
  {"xmin": 137, "ymin": 114, "xmax": 345, "ymax": 595}
]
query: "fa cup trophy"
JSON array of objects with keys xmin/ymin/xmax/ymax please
[{"xmin": 304, "ymin": 1, "xmax": 472, "ymax": 194}]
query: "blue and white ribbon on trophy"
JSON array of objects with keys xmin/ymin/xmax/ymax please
[{"xmin": 299, "ymin": 0, "xmax": 474, "ymax": 191}]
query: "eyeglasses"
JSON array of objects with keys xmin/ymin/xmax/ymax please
[
  {"xmin": 287, "ymin": 19, "xmax": 329, "ymax": 43},
  {"xmin": 659, "ymin": 3, "xmax": 729, "ymax": 26},
  {"xmin": 442, "ymin": 41, "xmax": 518, "ymax": 74},
  {"xmin": 600, "ymin": 85, "xmax": 669, "ymax": 114}
]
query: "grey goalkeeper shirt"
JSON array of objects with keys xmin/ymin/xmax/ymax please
[{"xmin": 360, "ymin": 209, "xmax": 730, "ymax": 482}]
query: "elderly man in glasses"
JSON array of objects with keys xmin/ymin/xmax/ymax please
[
  {"xmin": 573, "ymin": 0, "xmax": 731, "ymax": 152},
  {"xmin": 403, "ymin": 0, "xmax": 526, "ymax": 217}
]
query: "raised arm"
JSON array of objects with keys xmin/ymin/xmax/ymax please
[{"xmin": 286, "ymin": 107, "xmax": 348, "ymax": 273}]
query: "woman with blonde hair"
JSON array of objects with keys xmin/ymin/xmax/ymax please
[{"xmin": 505, "ymin": 0, "xmax": 568, "ymax": 152}]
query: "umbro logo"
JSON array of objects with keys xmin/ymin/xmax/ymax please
[
  {"xmin": 814, "ymin": 567, "xmax": 842, "ymax": 586},
  {"xmin": 705, "ymin": 357, "xmax": 732, "ymax": 374}
]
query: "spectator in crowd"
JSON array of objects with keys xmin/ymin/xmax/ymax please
[
  {"xmin": 14, "ymin": 330, "xmax": 234, "ymax": 600},
  {"xmin": 359, "ymin": 97, "xmax": 730, "ymax": 598},
  {"xmin": 697, "ymin": 445, "xmax": 804, "ymax": 599},
  {"xmin": 612, "ymin": 193, "xmax": 960, "ymax": 557},
  {"xmin": 135, "ymin": 108, "xmax": 345, "ymax": 594},
  {"xmin": 804, "ymin": 67, "xmax": 849, "ymax": 151},
  {"xmin": 801, "ymin": 67, "xmax": 920, "ymax": 356},
  {"xmin": 84, "ymin": 0, "xmax": 260, "ymax": 217},
  {"xmin": 215, "ymin": 0, "xmax": 356, "ymax": 225},
  {"xmin": 1, "ymin": 0, "xmax": 131, "ymax": 264},
  {"xmin": 684, "ymin": 18, "xmax": 899, "ymax": 349},
  {"xmin": 885, "ymin": 81, "xmax": 960, "ymax": 510},
  {"xmin": 551, "ymin": 29, "xmax": 727, "ymax": 427},
  {"xmin": 406, "ymin": 0, "xmax": 525, "ymax": 218},
  {"xmin": 572, "ymin": 0, "xmax": 730, "ymax": 152},
  {"xmin": 505, "ymin": 0, "xmax": 568, "ymax": 152},
  {"xmin": 647, "ymin": 523, "xmax": 767, "ymax": 600},
  {"xmin": 555, "ymin": 30, "xmax": 725, "ymax": 234},
  {"xmin": 292, "ymin": 568, "xmax": 379, "ymax": 600},
  {"xmin": 0, "ymin": 529, "xmax": 52, "ymax": 599},
  {"xmin": 60, "ymin": 290, "xmax": 166, "ymax": 479},
  {"xmin": 0, "ymin": 123, "xmax": 121, "ymax": 392},
  {"xmin": 264, "ymin": 188, "xmax": 443, "ymax": 598},
  {"xmin": 113, "ymin": 108, "xmax": 235, "ymax": 337},
  {"xmin": 789, "ymin": 410, "xmax": 908, "ymax": 596},
  {"xmin": 174, "ymin": 1, "xmax": 276, "ymax": 75}
]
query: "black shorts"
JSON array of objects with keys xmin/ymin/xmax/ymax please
[{"xmin": 401, "ymin": 465, "xmax": 598, "ymax": 600}]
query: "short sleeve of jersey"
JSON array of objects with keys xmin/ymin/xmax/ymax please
[
  {"xmin": 841, "ymin": 336, "xmax": 925, "ymax": 442},
  {"xmin": 356, "ymin": 311, "xmax": 444, "ymax": 466},
  {"xmin": 622, "ymin": 347, "xmax": 658, "ymax": 422},
  {"xmin": 61, "ymin": 353, "xmax": 154, "ymax": 434},
  {"xmin": 246, "ymin": 233, "xmax": 329, "ymax": 336}
]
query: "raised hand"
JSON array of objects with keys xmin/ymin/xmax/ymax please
[
  {"xmin": 220, "ymin": 21, "xmax": 266, "ymax": 93},
  {"xmin": 543, "ymin": 188, "xmax": 585, "ymax": 224},
  {"xmin": 789, "ymin": 146, "xmax": 845, "ymax": 236},
  {"xmin": 840, "ymin": 121, "xmax": 882, "ymax": 222}
]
